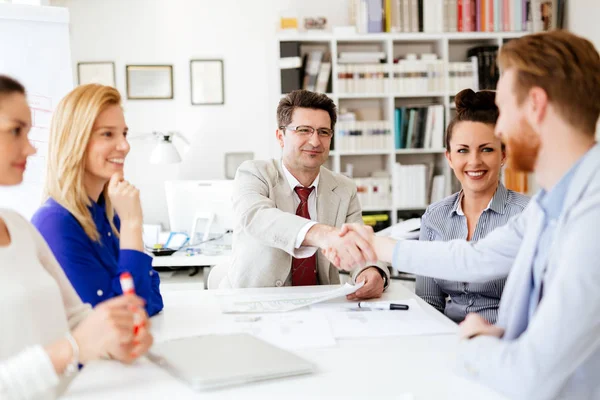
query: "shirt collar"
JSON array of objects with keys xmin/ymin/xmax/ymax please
[
  {"xmin": 452, "ymin": 183, "xmax": 508, "ymax": 216},
  {"xmin": 281, "ymin": 160, "xmax": 319, "ymax": 194},
  {"xmin": 88, "ymin": 194, "xmax": 107, "ymax": 218},
  {"xmin": 536, "ymin": 157, "xmax": 584, "ymax": 220}
]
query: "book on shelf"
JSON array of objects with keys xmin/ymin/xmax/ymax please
[
  {"xmin": 338, "ymin": 51, "xmax": 386, "ymax": 64},
  {"xmin": 448, "ymin": 60, "xmax": 478, "ymax": 93},
  {"xmin": 350, "ymin": 0, "xmax": 542, "ymax": 33},
  {"xmin": 337, "ymin": 53, "xmax": 445, "ymax": 95},
  {"xmin": 430, "ymin": 174, "xmax": 447, "ymax": 203},
  {"xmin": 367, "ymin": 0, "xmax": 385, "ymax": 33},
  {"xmin": 336, "ymin": 120, "xmax": 392, "ymax": 151},
  {"xmin": 302, "ymin": 50, "xmax": 324, "ymax": 92},
  {"xmin": 355, "ymin": 176, "xmax": 392, "ymax": 209},
  {"xmin": 315, "ymin": 52, "xmax": 332, "ymax": 93},
  {"xmin": 394, "ymin": 105, "xmax": 445, "ymax": 150},
  {"xmin": 467, "ymin": 45, "xmax": 499, "ymax": 90},
  {"xmin": 393, "ymin": 163, "xmax": 433, "ymax": 208}
]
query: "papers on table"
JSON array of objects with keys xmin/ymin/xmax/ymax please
[
  {"xmin": 224, "ymin": 311, "xmax": 336, "ymax": 350},
  {"xmin": 152, "ymin": 290, "xmax": 337, "ymax": 350},
  {"xmin": 152, "ymin": 288, "xmax": 455, "ymax": 353},
  {"xmin": 312, "ymin": 299, "xmax": 456, "ymax": 338},
  {"xmin": 153, "ymin": 308, "xmax": 336, "ymax": 350},
  {"xmin": 216, "ymin": 282, "xmax": 365, "ymax": 313}
]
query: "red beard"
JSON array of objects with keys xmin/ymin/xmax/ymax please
[{"xmin": 505, "ymin": 120, "xmax": 541, "ymax": 173}]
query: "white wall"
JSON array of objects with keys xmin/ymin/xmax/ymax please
[
  {"xmin": 51, "ymin": 0, "xmax": 350, "ymax": 227},
  {"xmin": 49, "ymin": 0, "xmax": 600, "ymax": 226},
  {"xmin": 567, "ymin": 0, "xmax": 600, "ymax": 138}
]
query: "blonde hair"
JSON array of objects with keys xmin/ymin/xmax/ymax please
[
  {"xmin": 498, "ymin": 30, "xmax": 600, "ymax": 135},
  {"xmin": 45, "ymin": 84, "xmax": 121, "ymax": 242}
]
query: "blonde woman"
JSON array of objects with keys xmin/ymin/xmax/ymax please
[
  {"xmin": 0, "ymin": 76, "xmax": 153, "ymax": 399},
  {"xmin": 31, "ymin": 84, "xmax": 163, "ymax": 316}
]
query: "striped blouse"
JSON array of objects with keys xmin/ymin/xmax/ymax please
[{"xmin": 416, "ymin": 183, "xmax": 529, "ymax": 324}]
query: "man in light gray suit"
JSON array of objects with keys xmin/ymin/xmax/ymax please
[{"xmin": 222, "ymin": 90, "xmax": 388, "ymax": 299}]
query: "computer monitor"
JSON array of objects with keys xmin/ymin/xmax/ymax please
[{"xmin": 164, "ymin": 180, "xmax": 234, "ymax": 243}]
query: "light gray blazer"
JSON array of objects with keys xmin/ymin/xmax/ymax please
[{"xmin": 221, "ymin": 159, "xmax": 390, "ymax": 288}]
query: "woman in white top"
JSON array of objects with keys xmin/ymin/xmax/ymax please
[{"xmin": 0, "ymin": 75, "xmax": 153, "ymax": 400}]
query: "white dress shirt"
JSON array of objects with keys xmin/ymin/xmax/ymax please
[
  {"xmin": 281, "ymin": 161, "xmax": 320, "ymax": 258},
  {"xmin": 0, "ymin": 210, "xmax": 91, "ymax": 400}
]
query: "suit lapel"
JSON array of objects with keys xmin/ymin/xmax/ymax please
[
  {"xmin": 317, "ymin": 167, "xmax": 341, "ymax": 227},
  {"xmin": 272, "ymin": 159, "xmax": 295, "ymax": 214}
]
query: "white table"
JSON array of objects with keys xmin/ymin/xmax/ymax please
[
  {"xmin": 63, "ymin": 283, "xmax": 507, "ymax": 400},
  {"xmin": 152, "ymin": 252, "xmax": 231, "ymax": 289}
]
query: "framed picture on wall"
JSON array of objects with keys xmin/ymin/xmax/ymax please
[
  {"xmin": 126, "ymin": 65, "xmax": 174, "ymax": 100},
  {"xmin": 190, "ymin": 59, "xmax": 224, "ymax": 105},
  {"xmin": 77, "ymin": 61, "xmax": 116, "ymax": 87}
]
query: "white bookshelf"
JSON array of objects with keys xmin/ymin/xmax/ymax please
[{"xmin": 277, "ymin": 31, "xmax": 528, "ymax": 225}]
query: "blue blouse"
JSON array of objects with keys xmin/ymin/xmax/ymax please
[{"xmin": 31, "ymin": 196, "xmax": 163, "ymax": 316}]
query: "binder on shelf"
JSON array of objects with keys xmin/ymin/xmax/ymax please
[
  {"xmin": 280, "ymin": 42, "xmax": 303, "ymax": 94},
  {"xmin": 315, "ymin": 52, "xmax": 332, "ymax": 93},
  {"xmin": 302, "ymin": 50, "xmax": 324, "ymax": 92},
  {"xmin": 467, "ymin": 45, "xmax": 499, "ymax": 90}
]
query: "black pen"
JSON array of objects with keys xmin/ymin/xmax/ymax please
[{"xmin": 357, "ymin": 301, "xmax": 409, "ymax": 310}]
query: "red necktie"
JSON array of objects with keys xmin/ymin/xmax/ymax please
[{"xmin": 292, "ymin": 186, "xmax": 318, "ymax": 286}]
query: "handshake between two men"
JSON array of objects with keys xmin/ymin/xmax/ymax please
[{"xmin": 303, "ymin": 223, "xmax": 396, "ymax": 300}]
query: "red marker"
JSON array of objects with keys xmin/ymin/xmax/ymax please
[{"xmin": 119, "ymin": 272, "xmax": 142, "ymax": 335}]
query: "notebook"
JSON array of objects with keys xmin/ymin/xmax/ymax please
[{"xmin": 147, "ymin": 333, "xmax": 315, "ymax": 391}]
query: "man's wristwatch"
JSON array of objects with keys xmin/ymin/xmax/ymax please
[{"xmin": 376, "ymin": 267, "xmax": 389, "ymax": 288}]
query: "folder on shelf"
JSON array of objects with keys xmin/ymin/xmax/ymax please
[
  {"xmin": 280, "ymin": 42, "xmax": 303, "ymax": 94},
  {"xmin": 302, "ymin": 50, "xmax": 323, "ymax": 92}
]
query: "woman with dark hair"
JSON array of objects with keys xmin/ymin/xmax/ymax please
[
  {"xmin": 415, "ymin": 89, "xmax": 530, "ymax": 324},
  {"xmin": 0, "ymin": 75, "xmax": 152, "ymax": 400}
]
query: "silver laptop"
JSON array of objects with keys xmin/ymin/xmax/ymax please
[{"xmin": 147, "ymin": 333, "xmax": 315, "ymax": 391}]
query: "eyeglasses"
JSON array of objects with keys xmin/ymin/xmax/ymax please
[{"xmin": 280, "ymin": 125, "xmax": 334, "ymax": 138}]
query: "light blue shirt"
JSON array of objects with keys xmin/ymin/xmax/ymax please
[
  {"xmin": 528, "ymin": 160, "xmax": 581, "ymax": 320},
  {"xmin": 392, "ymin": 144, "xmax": 600, "ymax": 400}
]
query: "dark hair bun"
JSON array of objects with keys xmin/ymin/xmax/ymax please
[{"xmin": 455, "ymin": 89, "xmax": 496, "ymax": 115}]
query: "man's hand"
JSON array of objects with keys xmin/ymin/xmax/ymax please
[
  {"xmin": 322, "ymin": 223, "xmax": 377, "ymax": 270},
  {"xmin": 305, "ymin": 224, "xmax": 377, "ymax": 271},
  {"xmin": 459, "ymin": 313, "xmax": 505, "ymax": 340},
  {"xmin": 347, "ymin": 267, "xmax": 384, "ymax": 300},
  {"xmin": 339, "ymin": 223, "xmax": 375, "ymax": 242}
]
